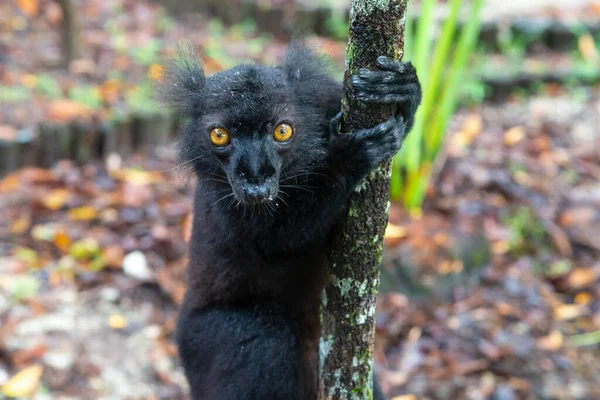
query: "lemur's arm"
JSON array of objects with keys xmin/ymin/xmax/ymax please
[{"xmin": 269, "ymin": 57, "xmax": 421, "ymax": 254}]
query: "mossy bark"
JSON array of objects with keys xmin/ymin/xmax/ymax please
[{"xmin": 319, "ymin": 1, "xmax": 408, "ymax": 399}]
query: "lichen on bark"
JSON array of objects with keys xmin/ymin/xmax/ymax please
[{"xmin": 319, "ymin": 0, "xmax": 409, "ymax": 399}]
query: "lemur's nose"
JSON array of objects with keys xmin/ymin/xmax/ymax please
[{"xmin": 243, "ymin": 185, "xmax": 271, "ymax": 204}]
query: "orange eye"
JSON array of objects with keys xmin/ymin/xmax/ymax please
[
  {"xmin": 209, "ymin": 127, "xmax": 230, "ymax": 146},
  {"xmin": 273, "ymin": 123, "xmax": 293, "ymax": 142}
]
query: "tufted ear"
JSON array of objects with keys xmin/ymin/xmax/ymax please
[
  {"xmin": 283, "ymin": 40, "xmax": 330, "ymax": 83},
  {"xmin": 157, "ymin": 43, "xmax": 206, "ymax": 116}
]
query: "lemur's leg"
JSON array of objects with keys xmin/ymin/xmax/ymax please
[{"xmin": 176, "ymin": 303, "xmax": 300, "ymax": 400}]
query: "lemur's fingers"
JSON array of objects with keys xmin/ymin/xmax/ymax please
[
  {"xmin": 354, "ymin": 82, "xmax": 421, "ymax": 104},
  {"xmin": 357, "ymin": 93, "xmax": 414, "ymax": 104},
  {"xmin": 352, "ymin": 79, "xmax": 420, "ymax": 95},
  {"xmin": 354, "ymin": 114, "xmax": 407, "ymax": 163},
  {"xmin": 376, "ymin": 57, "xmax": 415, "ymax": 75},
  {"xmin": 355, "ymin": 70, "xmax": 414, "ymax": 84}
]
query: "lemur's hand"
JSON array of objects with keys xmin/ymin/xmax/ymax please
[
  {"xmin": 328, "ymin": 111, "xmax": 406, "ymax": 170},
  {"xmin": 327, "ymin": 56, "xmax": 421, "ymax": 169},
  {"xmin": 351, "ymin": 56, "xmax": 421, "ymax": 132}
]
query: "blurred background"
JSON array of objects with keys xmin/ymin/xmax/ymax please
[{"xmin": 0, "ymin": 0, "xmax": 599, "ymax": 399}]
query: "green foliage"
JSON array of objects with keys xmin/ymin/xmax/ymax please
[
  {"xmin": 326, "ymin": 11, "xmax": 348, "ymax": 40},
  {"xmin": 156, "ymin": 8, "xmax": 175, "ymax": 33},
  {"xmin": 69, "ymin": 86, "xmax": 103, "ymax": 110},
  {"xmin": 133, "ymin": 39, "xmax": 161, "ymax": 66},
  {"xmin": 35, "ymin": 74, "xmax": 62, "ymax": 98},
  {"xmin": 125, "ymin": 80, "xmax": 161, "ymax": 115},
  {"xmin": 208, "ymin": 18, "xmax": 225, "ymax": 37},
  {"xmin": 0, "ymin": 86, "xmax": 30, "ymax": 103},
  {"xmin": 6, "ymin": 275, "xmax": 41, "ymax": 301},
  {"xmin": 505, "ymin": 206, "xmax": 546, "ymax": 256},
  {"xmin": 391, "ymin": 0, "xmax": 484, "ymax": 208}
]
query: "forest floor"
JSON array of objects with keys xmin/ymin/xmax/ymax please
[{"xmin": 1, "ymin": 1, "xmax": 600, "ymax": 399}]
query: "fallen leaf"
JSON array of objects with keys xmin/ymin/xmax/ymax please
[
  {"xmin": 21, "ymin": 74, "xmax": 37, "ymax": 88},
  {"xmin": 504, "ymin": 126, "xmax": 526, "ymax": 146},
  {"xmin": 491, "ymin": 240, "xmax": 509, "ymax": 255},
  {"xmin": 11, "ymin": 218, "xmax": 30, "ymax": 235},
  {"xmin": 41, "ymin": 189, "xmax": 70, "ymax": 210},
  {"xmin": 1, "ymin": 275, "xmax": 40, "ymax": 301},
  {"xmin": 68, "ymin": 206, "xmax": 97, "ymax": 221},
  {"xmin": 496, "ymin": 302, "xmax": 516, "ymax": 316},
  {"xmin": 391, "ymin": 395, "xmax": 417, "ymax": 400},
  {"xmin": 47, "ymin": 99, "xmax": 90, "ymax": 122},
  {"xmin": 1, "ymin": 364, "xmax": 43, "ymax": 398},
  {"xmin": 559, "ymin": 207, "xmax": 596, "ymax": 227},
  {"xmin": 385, "ymin": 223, "xmax": 407, "ymax": 239},
  {"xmin": 148, "ymin": 64, "xmax": 165, "ymax": 81},
  {"xmin": 463, "ymin": 114, "xmax": 483, "ymax": 136},
  {"xmin": 13, "ymin": 247, "xmax": 38, "ymax": 268},
  {"xmin": 98, "ymin": 79, "xmax": 121, "ymax": 104},
  {"xmin": 109, "ymin": 314, "xmax": 128, "ymax": 329},
  {"xmin": 538, "ymin": 330, "xmax": 564, "ymax": 351},
  {"xmin": 574, "ymin": 292, "xmax": 593, "ymax": 306},
  {"xmin": 17, "ymin": 0, "xmax": 38, "ymax": 17},
  {"xmin": 384, "ymin": 223, "xmax": 407, "ymax": 246},
  {"xmin": 554, "ymin": 304, "xmax": 585, "ymax": 321},
  {"xmin": 579, "ymin": 33, "xmax": 598, "ymax": 63},
  {"xmin": 115, "ymin": 169, "xmax": 160, "ymax": 185},
  {"xmin": 69, "ymin": 238, "xmax": 100, "ymax": 261},
  {"xmin": 32, "ymin": 223, "xmax": 57, "ymax": 241},
  {"xmin": 102, "ymin": 245, "xmax": 125, "ymax": 268},
  {"xmin": 567, "ymin": 268, "xmax": 597, "ymax": 289},
  {"xmin": 11, "ymin": 344, "xmax": 47, "ymax": 368},
  {"xmin": 0, "ymin": 174, "xmax": 21, "ymax": 192},
  {"xmin": 123, "ymin": 251, "xmax": 153, "ymax": 281},
  {"xmin": 53, "ymin": 231, "xmax": 72, "ymax": 253}
]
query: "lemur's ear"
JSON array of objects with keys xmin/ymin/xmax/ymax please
[
  {"xmin": 158, "ymin": 43, "xmax": 206, "ymax": 116},
  {"xmin": 284, "ymin": 40, "xmax": 329, "ymax": 83}
]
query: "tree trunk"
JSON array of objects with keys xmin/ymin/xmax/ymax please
[
  {"xmin": 57, "ymin": 0, "xmax": 80, "ymax": 66},
  {"xmin": 319, "ymin": 1, "xmax": 409, "ymax": 399}
]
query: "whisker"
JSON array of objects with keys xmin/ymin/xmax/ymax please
[
  {"xmin": 207, "ymin": 193, "xmax": 235, "ymax": 211},
  {"xmin": 280, "ymin": 185, "xmax": 316, "ymax": 194},
  {"xmin": 202, "ymin": 178, "xmax": 230, "ymax": 184},
  {"xmin": 276, "ymin": 195, "xmax": 289, "ymax": 207},
  {"xmin": 280, "ymin": 171, "xmax": 327, "ymax": 183},
  {"xmin": 159, "ymin": 155, "xmax": 203, "ymax": 173}
]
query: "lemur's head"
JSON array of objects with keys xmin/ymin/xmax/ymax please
[{"xmin": 160, "ymin": 42, "xmax": 333, "ymax": 206}]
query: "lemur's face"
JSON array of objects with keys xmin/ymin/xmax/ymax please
[
  {"xmin": 170, "ymin": 57, "xmax": 330, "ymax": 208},
  {"xmin": 204, "ymin": 119, "xmax": 295, "ymax": 205},
  {"xmin": 189, "ymin": 65, "xmax": 312, "ymax": 206}
]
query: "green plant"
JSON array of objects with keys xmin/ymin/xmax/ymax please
[
  {"xmin": 0, "ymin": 86, "xmax": 30, "ymax": 103},
  {"xmin": 390, "ymin": 0, "xmax": 484, "ymax": 208},
  {"xmin": 35, "ymin": 74, "xmax": 62, "ymax": 98},
  {"xmin": 69, "ymin": 85, "xmax": 103, "ymax": 110},
  {"xmin": 133, "ymin": 39, "xmax": 161, "ymax": 66},
  {"xmin": 505, "ymin": 206, "xmax": 546, "ymax": 256},
  {"xmin": 125, "ymin": 79, "xmax": 161, "ymax": 115},
  {"xmin": 326, "ymin": 10, "xmax": 348, "ymax": 40}
]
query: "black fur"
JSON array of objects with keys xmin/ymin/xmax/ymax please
[{"xmin": 161, "ymin": 42, "xmax": 421, "ymax": 400}]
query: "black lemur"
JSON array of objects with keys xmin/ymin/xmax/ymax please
[{"xmin": 161, "ymin": 42, "xmax": 421, "ymax": 399}]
